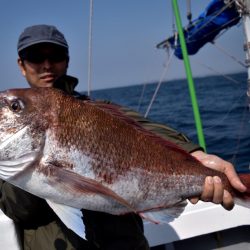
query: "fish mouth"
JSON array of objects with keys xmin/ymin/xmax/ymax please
[
  {"xmin": 0, "ymin": 125, "xmax": 41, "ymax": 180},
  {"xmin": 0, "ymin": 125, "xmax": 29, "ymax": 151},
  {"xmin": 0, "ymin": 152, "xmax": 38, "ymax": 179}
]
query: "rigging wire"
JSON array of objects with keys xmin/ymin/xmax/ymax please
[
  {"xmin": 143, "ymin": 0, "xmax": 244, "ymax": 118},
  {"xmin": 137, "ymin": 83, "xmax": 147, "ymax": 112},
  {"xmin": 149, "ymin": 0, "xmax": 248, "ymax": 166},
  {"xmin": 211, "ymin": 41, "xmax": 246, "ymax": 68},
  {"xmin": 189, "ymin": 2, "xmax": 248, "ymax": 164},
  {"xmin": 191, "ymin": 58, "xmax": 241, "ymax": 84},
  {"xmin": 87, "ymin": 0, "xmax": 94, "ymax": 96},
  {"xmin": 168, "ymin": 0, "xmax": 245, "ymax": 85},
  {"xmin": 140, "ymin": 8, "xmax": 177, "ymax": 117},
  {"xmin": 144, "ymin": 50, "xmax": 175, "ymax": 118},
  {"xmin": 241, "ymin": 2, "xmax": 250, "ymax": 111}
]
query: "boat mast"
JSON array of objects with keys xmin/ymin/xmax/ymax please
[
  {"xmin": 87, "ymin": 0, "xmax": 94, "ymax": 96},
  {"xmin": 242, "ymin": 0, "xmax": 250, "ymax": 108}
]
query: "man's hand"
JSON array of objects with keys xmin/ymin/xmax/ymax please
[{"xmin": 189, "ymin": 150, "xmax": 246, "ymax": 210}]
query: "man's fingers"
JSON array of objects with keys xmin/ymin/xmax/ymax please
[
  {"xmin": 189, "ymin": 151, "xmax": 244, "ymax": 209},
  {"xmin": 189, "ymin": 197, "xmax": 199, "ymax": 204},
  {"xmin": 189, "ymin": 176, "xmax": 235, "ymax": 210},
  {"xmin": 222, "ymin": 190, "xmax": 235, "ymax": 210},
  {"xmin": 211, "ymin": 176, "xmax": 223, "ymax": 204},
  {"xmin": 223, "ymin": 163, "xmax": 246, "ymax": 192},
  {"xmin": 200, "ymin": 176, "xmax": 214, "ymax": 201},
  {"xmin": 192, "ymin": 151, "xmax": 246, "ymax": 193},
  {"xmin": 201, "ymin": 176, "xmax": 235, "ymax": 210}
]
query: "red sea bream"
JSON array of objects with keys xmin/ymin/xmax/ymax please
[{"xmin": 0, "ymin": 87, "xmax": 249, "ymax": 239}]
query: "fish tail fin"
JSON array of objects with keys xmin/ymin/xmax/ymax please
[{"xmin": 235, "ymin": 173, "xmax": 250, "ymax": 208}]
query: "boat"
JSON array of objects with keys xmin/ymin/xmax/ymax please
[
  {"xmin": 0, "ymin": 1, "xmax": 249, "ymax": 249},
  {"xmin": 0, "ymin": 209, "xmax": 21, "ymax": 250},
  {"xmin": 145, "ymin": 202, "xmax": 250, "ymax": 249}
]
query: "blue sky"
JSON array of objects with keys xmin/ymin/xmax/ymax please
[{"xmin": 0, "ymin": 0, "xmax": 245, "ymax": 91}]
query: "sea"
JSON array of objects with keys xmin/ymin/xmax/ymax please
[{"xmin": 90, "ymin": 72, "xmax": 250, "ymax": 173}]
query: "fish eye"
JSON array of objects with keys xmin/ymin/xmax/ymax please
[
  {"xmin": 11, "ymin": 101, "xmax": 20, "ymax": 111},
  {"xmin": 8, "ymin": 99, "xmax": 24, "ymax": 112}
]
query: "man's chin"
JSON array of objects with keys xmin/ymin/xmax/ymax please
[{"xmin": 40, "ymin": 81, "xmax": 54, "ymax": 88}]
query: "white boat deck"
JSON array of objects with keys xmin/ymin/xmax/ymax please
[
  {"xmin": 0, "ymin": 209, "xmax": 21, "ymax": 250},
  {"xmin": 144, "ymin": 201, "xmax": 250, "ymax": 249},
  {"xmin": 0, "ymin": 201, "xmax": 249, "ymax": 249}
]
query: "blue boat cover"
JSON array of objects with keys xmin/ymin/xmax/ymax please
[{"xmin": 157, "ymin": 0, "xmax": 241, "ymax": 59}]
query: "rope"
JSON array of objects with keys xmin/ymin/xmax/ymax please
[
  {"xmin": 211, "ymin": 41, "xmax": 246, "ymax": 68},
  {"xmin": 139, "ymin": 4, "xmax": 177, "ymax": 116},
  {"xmin": 137, "ymin": 83, "xmax": 147, "ymax": 112},
  {"xmin": 192, "ymin": 58, "xmax": 241, "ymax": 84},
  {"xmin": 87, "ymin": 0, "xmax": 94, "ymax": 96},
  {"xmin": 144, "ymin": 50, "xmax": 175, "ymax": 118}
]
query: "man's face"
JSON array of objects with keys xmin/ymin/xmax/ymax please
[{"xmin": 18, "ymin": 43, "xmax": 69, "ymax": 88}]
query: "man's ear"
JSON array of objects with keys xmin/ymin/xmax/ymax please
[{"xmin": 17, "ymin": 58, "xmax": 26, "ymax": 77}]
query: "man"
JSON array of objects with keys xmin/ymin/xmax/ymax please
[{"xmin": 0, "ymin": 24, "xmax": 246, "ymax": 250}]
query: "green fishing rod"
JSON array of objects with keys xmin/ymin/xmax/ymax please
[{"xmin": 172, "ymin": 0, "xmax": 206, "ymax": 151}]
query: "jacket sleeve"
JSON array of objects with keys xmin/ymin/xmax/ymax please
[
  {"xmin": 0, "ymin": 180, "xmax": 56, "ymax": 228},
  {"xmin": 120, "ymin": 107, "xmax": 203, "ymax": 153}
]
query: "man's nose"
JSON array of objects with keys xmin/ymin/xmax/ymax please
[{"xmin": 42, "ymin": 59, "xmax": 53, "ymax": 68}]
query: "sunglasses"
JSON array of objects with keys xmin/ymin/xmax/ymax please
[{"xmin": 21, "ymin": 50, "xmax": 68, "ymax": 64}]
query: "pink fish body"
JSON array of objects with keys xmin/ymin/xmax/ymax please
[{"xmin": 0, "ymin": 87, "xmax": 249, "ymax": 238}]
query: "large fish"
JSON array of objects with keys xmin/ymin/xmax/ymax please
[{"xmin": 0, "ymin": 87, "xmax": 249, "ymax": 239}]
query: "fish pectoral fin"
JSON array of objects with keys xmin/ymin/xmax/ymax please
[
  {"xmin": 51, "ymin": 166, "xmax": 135, "ymax": 212},
  {"xmin": 139, "ymin": 200, "xmax": 187, "ymax": 224},
  {"xmin": 46, "ymin": 199, "xmax": 86, "ymax": 240}
]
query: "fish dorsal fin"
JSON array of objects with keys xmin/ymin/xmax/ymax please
[
  {"xmin": 49, "ymin": 166, "xmax": 135, "ymax": 212},
  {"xmin": 46, "ymin": 199, "xmax": 86, "ymax": 239}
]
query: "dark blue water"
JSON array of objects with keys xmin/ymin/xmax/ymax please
[{"xmin": 91, "ymin": 72, "xmax": 250, "ymax": 173}]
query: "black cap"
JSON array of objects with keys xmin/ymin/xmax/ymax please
[{"xmin": 17, "ymin": 24, "xmax": 68, "ymax": 53}]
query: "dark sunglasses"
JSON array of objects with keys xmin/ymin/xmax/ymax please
[{"xmin": 20, "ymin": 50, "xmax": 68, "ymax": 64}]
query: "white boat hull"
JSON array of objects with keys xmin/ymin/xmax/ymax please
[
  {"xmin": 1, "ymin": 201, "xmax": 249, "ymax": 249},
  {"xmin": 144, "ymin": 201, "xmax": 250, "ymax": 248}
]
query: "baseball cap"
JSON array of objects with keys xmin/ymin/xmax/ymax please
[{"xmin": 17, "ymin": 24, "xmax": 68, "ymax": 53}]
